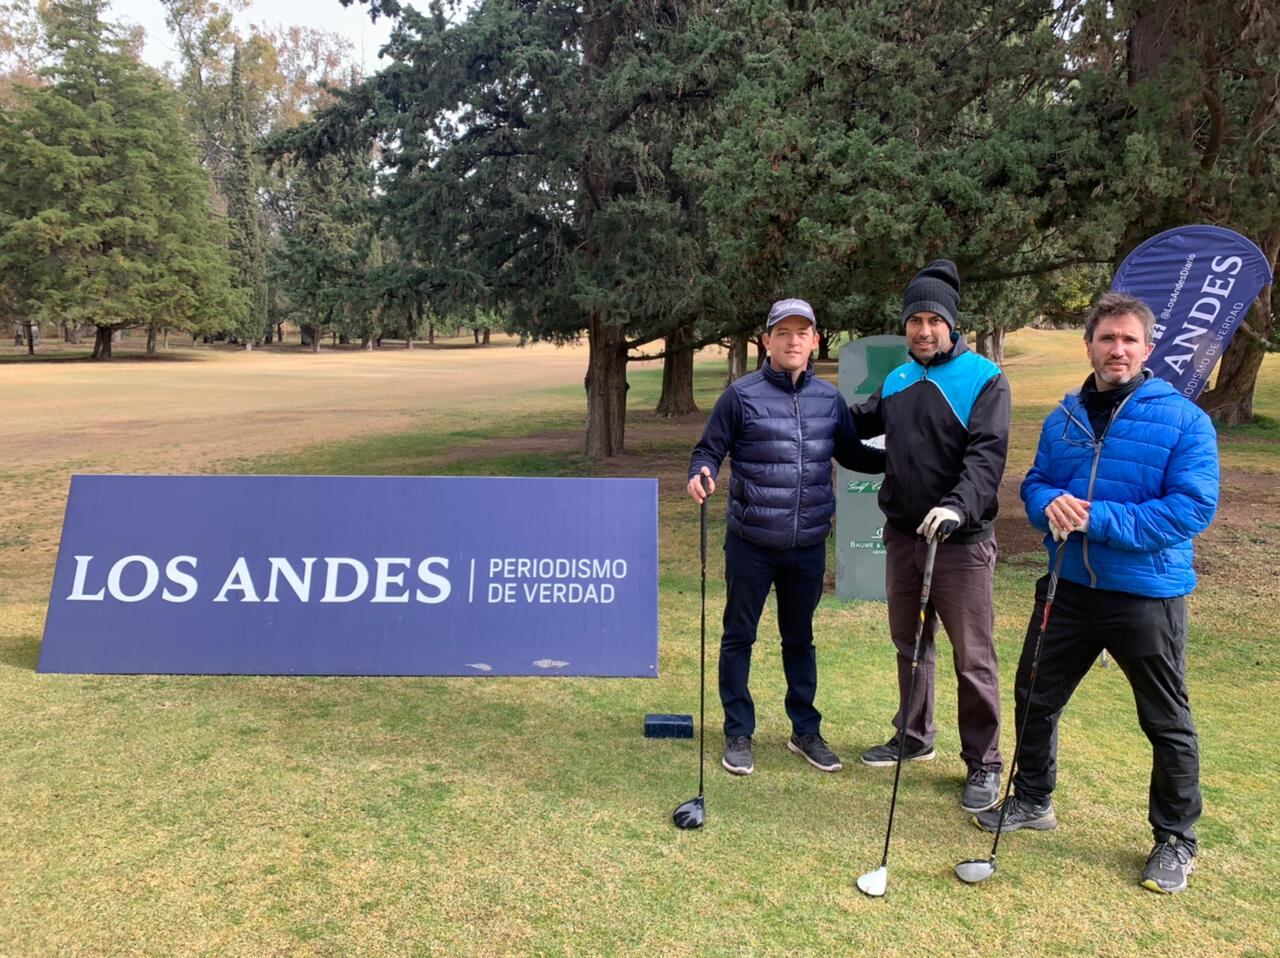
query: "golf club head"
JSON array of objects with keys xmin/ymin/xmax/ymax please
[
  {"xmin": 855, "ymin": 866, "xmax": 888, "ymax": 898},
  {"xmin": 672, "ymin": 796, "xmax": 705, "ymax": 829},
  {"xmin": 954, "ymin": 858, "xmax": 996, "ymax": 884}
]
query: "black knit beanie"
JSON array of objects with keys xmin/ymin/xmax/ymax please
[{"xmin": 901, "ymin": 259, "xmax": 961, "ymax": 330}]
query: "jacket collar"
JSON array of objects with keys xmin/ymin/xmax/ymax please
[{"xmin": 762, "ymin": 361, "xmax": 813, "ymax": 392}]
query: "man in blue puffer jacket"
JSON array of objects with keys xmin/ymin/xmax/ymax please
[
  {"xmin": 974, "ymin": 291, "xmax": 1219, "ymax": 896},
  {"xmin": 688, "ymin": 298, "xmax": 881, "ymax": 777}
]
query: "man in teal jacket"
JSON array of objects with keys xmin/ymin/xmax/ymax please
[
  {"xmin": 975, "ymin": 292, "xmax": 1220, "ymax": 895},
  {"xmin": 851, "ymin": 260, "xmax": 1010, "ymax": 816}
]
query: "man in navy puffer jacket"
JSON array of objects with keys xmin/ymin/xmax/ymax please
[
  {"xmin": 974, "ymin": 292, "xmax": 1219, "ymax": 896},
  {"xmin": 688, "ymin": 298, "xmax": 880, "ymax": 777}
]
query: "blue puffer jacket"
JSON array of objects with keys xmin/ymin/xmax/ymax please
[
  {"xmin": 690, "ymin": 363, "xmax": 874, "ymax": 550},
  {"xmin": 1021, "ymin": 374, "xmax": 1219, "ymax": 598}
]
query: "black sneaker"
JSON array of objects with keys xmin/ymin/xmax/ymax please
[
  {"xmin": 973, "ymin": 794, "xmax": 1056, "ymax": 833},
  {"xmin": 961, "ymin": 767, "xmax": 1001, "ymax": 813},
  {"xmin": 1141, "ymin": 837, "xmax": 1195, "ymax": 894},
  {"xmin": 860, "ymin": 736, "xmax": 936, "ymax": 767},
  {"xmin": 787, "ymin": 733, "xmax": 843, "ymax": 772},
  {"xmin": 722, "ymin": 735, "xmax": 754, "ymax": 775}
]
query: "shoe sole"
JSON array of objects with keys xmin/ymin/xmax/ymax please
[
  {"xmin": 971, "ymin": 812, "xmax": 1057, "ymax": 833},
  {"xmin": 722, "ymin": 757, "xmax": 753, "ymax": 776},
  {"xmin": 960, "ymin": 794, "xmax": 1002, "ymax": 814},
  {"xmin": 787, "ymin": 739, "xmax": 843, "ymax": 772},
  {"xmin": 1141, "ymin": 861, "xmax": 1193, "ymax": 895},
  {"xmin": 861, "ymin": 748, "xmax": 936, "ymax": 768}
]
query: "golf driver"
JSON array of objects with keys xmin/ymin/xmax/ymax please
[
  {"xmin": 955, "ymin": 538, "xmax": 1068, "ymax": 884},
  {"xmin": 857, "ymin": 537, "xmax": 939, "ymax": 898},
  {"xmin": 673, "ymin": 475, "xmax": 710, "ymax": 829}
]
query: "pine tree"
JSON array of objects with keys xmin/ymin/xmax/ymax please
[
  {"xmin": 0, "ymin": 0, "xmax": 239, "ymax": 358},
  {"xmin": 226, "ymin": 44, "xmax": 268, "ymax": 347}
]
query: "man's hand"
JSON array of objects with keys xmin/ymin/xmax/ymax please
[
  {"xmin": 687, "ymin": 467, "xmax": 715, "ymax": 504},
  {"xmin": 1045, "ymin": 493, "xmax": 1090, "ymax": 541},
  {"xmin": 917, "ymin": 506, "xmax": 962, "ymax": 543}
]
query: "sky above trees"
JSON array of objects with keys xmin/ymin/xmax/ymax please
[{"xmin": 107, "ymin": 0, "xmax": 394, "ymax": 74}]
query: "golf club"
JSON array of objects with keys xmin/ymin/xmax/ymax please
[
  {"xmin": 857, "ymin": 537, "xmax": 939, "ymax": 898},
  {"xmin": 954, "ymin": 538, "xmax": 1068, "ymax": 884},
  {"xmin": 673, "ymin": 475, "xmax": 710, "ymax": 829}
]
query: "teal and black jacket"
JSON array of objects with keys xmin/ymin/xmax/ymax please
[{"xmin": 851, "ymin": 335, "xmax": 1010, "ymax": 544}]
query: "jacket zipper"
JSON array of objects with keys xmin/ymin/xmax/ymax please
[
  {"xmin": 1078, "ymin": 391, "xmax": 1138, "ymax": 587},
  {"xmin": 792, "ymin": 390, "xmax": 804, "ymax": 548}
]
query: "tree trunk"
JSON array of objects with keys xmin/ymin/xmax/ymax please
[
  {"xmin": 755, "ymin": 336, "xmax": 766, "ymax": 370},
  {"xmin": 91, "ymin": 325, "xmax": 114, "ymax": 359},
  {"xmin": 276, "ymin": 322, "xmax": 284, "ymax": 343},
  {"xmin": 428, "ymin": 323, "xmax": 435, "ymax": 345},
  {"xmin": 1198, "ymin": 289, "xmax": 1271, "ymax": 425},
  {"xmin": 584, "ymin": 312, "xmax": 628, "ymax": 458},
  {"xmin": 26, "ymin": 322, "xmax": 36, "ymax": 354},
  {"xmin": 473, "ymin": 328, "xmax": 480, "ymax": 344},
  {"xmin": 976, "ymin": 326, "xmax": 1005, "ymax": 365},
  {"xmin": 146, "ymin": 326, "xmax": 157, "ymax": 354},
  {"xmin": 482, "ymin": 327, "xmax": 490, "ymax": 345},
  {"xmin": 726, "ymin": 334, "xmax": 749, "ymax": 383},
  {"xmin": 656, "ymin": 325, "xmax": 698, "ymax": 417},
  {"xmin": 14, "ymin": 323, "xmax": 24, "ymax": 346},
  {"xmin": 817, "ymin": 328, "xmax": 831, "ymax": 361}
]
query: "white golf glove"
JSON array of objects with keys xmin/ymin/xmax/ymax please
[
  {"xmin": 917, "ymin": 506, "xmax": 962, "ymax": 543},
  {"xmin": 1047, "ymin": 511, "xmax": 1088, "ymax": 542}
]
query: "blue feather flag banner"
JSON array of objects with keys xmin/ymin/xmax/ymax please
[{"xmin": 1111, "ymin": 225, "xmax": 1273, "ymax": 400}]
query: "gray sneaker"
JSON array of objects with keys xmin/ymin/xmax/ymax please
[
  {"xmin": 973, "ymin": 794, "xmax": 1056, "ymax": 833},
  {"xmin": 722, "ymin": 735, "xmax": 754, "ymax": 775},
  {"xmin": 961, "ymin": 767, "xmax": 1001, "ymax": 813},
  {"xmin": 860, "ymin": 736, "xmax": 936, "ymax": 767},
  {"xmin": 1141, "ymin": 837, "xmax": 1195, "ymax": 894},
  {"xmin": 787, "ymin": 733, "xmax": 843, "ymax": 772}
]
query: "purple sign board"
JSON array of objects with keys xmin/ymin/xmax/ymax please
[
  {"xmin": 39, "ymin": 475, "xmax": 658, "ymax": 676},
  {"xmin": 1111, "ymin": 224, "xmax": 1272, "ymax": 400}
]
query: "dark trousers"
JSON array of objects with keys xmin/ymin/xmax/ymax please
[
  {"xmin": 719, "ymin": 530, "xmax": 826, "ymax": 738},
  {"xmin": 884, "ymin": 524, "xmax": 1003, "ymax": 771},
  {"xmin": 1013, "ymin": 576, "xmax": 1201, "ymax": 848}
]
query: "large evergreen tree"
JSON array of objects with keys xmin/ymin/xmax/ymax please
[
  {"xmin": 226, "ymin": 43, "xmax": 268, "ymax": 346},
  {"xmin": 0, "ymin": 0, "xmax": 239, "ymax": 358},
  {"xmin": 280, "ymin": 0, "xmax": 736, "ymax": 456}
]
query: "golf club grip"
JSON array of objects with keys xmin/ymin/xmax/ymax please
[{"xmin": 699, "ymin": 474, "xmax": 709, "ymax": 566}]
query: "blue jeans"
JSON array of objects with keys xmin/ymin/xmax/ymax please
[{"xmin": 719, "ymin": 530, "xmax": 826, "ymax": 738}]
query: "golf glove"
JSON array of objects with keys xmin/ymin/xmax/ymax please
[
  {"xmin": 1048, "ymin": 513, "xmax": 1087, "ymax": 542},
  {"xmin": 918, "ymin": 506, "xmax": 961, "ymax": 543}
]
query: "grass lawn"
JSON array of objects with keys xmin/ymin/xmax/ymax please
[{"xmin": 1, "ymin": 331, "xmax": 1277, "ymax": 957}]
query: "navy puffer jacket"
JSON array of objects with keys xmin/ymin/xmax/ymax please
[{"xmin": 690, "ymin": 363, "xmax": 874, "ymax": 550}]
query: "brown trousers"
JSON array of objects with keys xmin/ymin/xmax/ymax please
[{"xmin": 883, "ymin": 524, "xmax": 1002, "ymax": 772}]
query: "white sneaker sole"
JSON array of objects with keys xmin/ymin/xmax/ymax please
[
  {"xmin": 722, "ymin": 757, "xmax": 753, "ymax": 775},
  {"xmin": 860, "ymin": 748, "xmax": 936, "ymax": 768},
  {"xmin": 961, "ymin": 793, "xmax": 1002, "ymax": 814},
  {"xmin": 787, "ymin": 739, "xmax": 843, "ymax": 772}
]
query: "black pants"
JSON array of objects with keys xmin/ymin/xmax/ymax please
[
  {"xmin": 1013, "ymin": 576, "xmax": 1201, "ymax": 848},
  {"xmin": 719, "ymin": 531, "xmax": 826, "ymax": 738}
]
